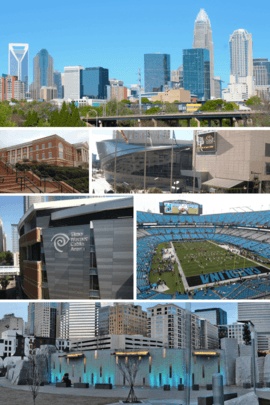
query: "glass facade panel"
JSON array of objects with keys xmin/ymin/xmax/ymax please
[
  {"xmin": 183, "ymin": 49, "xmax": 210, "ymax": 100},
  {"xmin": 144, "ymin": 54, "xmax": 171, "ymax": 92}
]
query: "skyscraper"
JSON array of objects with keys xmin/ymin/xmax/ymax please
[
  {"xmin": 229, "ymin": 29, "xmax": 253, "ymax": 98},
  {"xmin": 193, "ymin": 9, "xmax": 214, "ymax": 98},
  {"xmin": 8, "ymin": 44, "xmax": 29, "ymax": 92},
  {"xmin": 60, "ymin": 302, "xmax": 100, "ymax": 339},
  {"xmin": 30, "ymin": 49, "xmax": 56, "ymax": 100},
  {"xmin": 183, "ymin": 48, "xmax": 210, "ymax": 100},
  {"xmin": 24, "ymin": 196, "xmax": 46, "ymax": 213},
  {"xmin": 82, "ymin": 67, "xmax": 109, "ymax": 99},
  {"xmin": 194, "ymin": 308, "xmax": 227, "ymax": 325},
  {"xmin": 64, "ymin": 66, "xmax": 84, "ymax": 99},
  {"xmin": 11, "ymin": 224, "xmax": 19, "ymax": 254},
  {"xmin": 53, "ymin": 70, "xmax": 62, "ymax": 98},
  {"xmin": 253, "ymin": 58, "xmax": 270, "ymax": 86},
  {"xmin": 27, "ymin": 302, "xmax": 60, "ymax": 338},
  {"xmin": 144, "ymin": 54, "xmax": 171, "ymax": 92},
  {"xmin": 0, "ymin": 218, "xmax": 4, "ymax": 253},
  {"xmin": 238, "ymin": 303, "xmax": 270, "ymax": 351}
]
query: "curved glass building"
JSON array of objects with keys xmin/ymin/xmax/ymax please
[{"xmin": 96, "ymin": 130, "xmax": 197, "ymax": 191}]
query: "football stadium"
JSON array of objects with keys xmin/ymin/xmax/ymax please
[{"xmin": 137, "ymin": 200, "xmax": 270, "ymax": 300}]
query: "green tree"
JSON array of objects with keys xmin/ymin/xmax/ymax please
[
  {"xmin": 141, "ymin": 97, "xmax": 150, "ymax": 103},
  {"xmin": 0, "ymin": 104, "xmax": 16, "ymax": 127},
  {"xmin": 246, "ymin": 96, "xmax": 261, "ymax": 106},
  {"xmin": 243, "ymin": 323, "xmax": 251, "ymax": 346},
  {"xmin": 145, "ymin": 107, "xmax": 161, "ymax": 115},
  {"xmin": 120, "ymin": 99, "xmax": 130, "ymax": 104}
]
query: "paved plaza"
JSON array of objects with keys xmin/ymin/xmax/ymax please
[{"xmin": 1, "ymin": 377, "xmax": 270, "ymax": 405}]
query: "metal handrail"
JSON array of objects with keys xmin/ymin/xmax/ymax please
[
  {"xmin": 0, "ymin": 158, "xmax": 44, "ymax": 193},
  {"xmin": 16, "ymin": 176, "xmax": 43, "ymax": 193}
]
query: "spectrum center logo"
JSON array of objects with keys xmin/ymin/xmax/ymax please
[
  {"xmin": 51, "ymin": 232, "xmax": 89, "ymax": 252},
  {"xmin": 51, "ymin": 233, "xmax": 70, "ymax": 253}
]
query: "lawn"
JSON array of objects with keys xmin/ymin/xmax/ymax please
[
  {"xmin": 149, "ymin": 242, "xmax": 185, "ymax": 294},
  {"xmin": 173, "ymin": 240, "xmax": 257, "ymax": 277}
]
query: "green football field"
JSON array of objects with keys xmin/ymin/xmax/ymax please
[
  {"xmin": 149, "ymin": 242, "xmax": 185, "ymax": 294},
  {"xmin": 173, "ymin": 240, "xmax": 256, "ymax": 278}
]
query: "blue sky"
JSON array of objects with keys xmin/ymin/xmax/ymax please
[
  {"xmin": 0, "ymin": 196, "xmax": 24, "ymax": 252},
  {"xmin": 1, "ymin": 0, "xmax": 269, "ymax": 89}
]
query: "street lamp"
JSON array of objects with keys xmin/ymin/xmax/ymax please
[{"xmin": 237, "ymin": 319, "xmax": 256, "ymax": 394}]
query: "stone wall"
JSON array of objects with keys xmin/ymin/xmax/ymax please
[{"xmin": 221, "ymin": 338, "xmax": 238, "ymax": 386}]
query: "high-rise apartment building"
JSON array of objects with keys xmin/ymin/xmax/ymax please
[
  {"xmin": 0, "ymin": 75, "xmax": 25, "ymax": 101},
  {"xmin": 147, "ymin": 304, "xmax": 200, "ymax": 349},
  {"xmin": 24, "ymin": 196, "xmax": 46, "ymax": 214},
  {"xmin": 183, "ymin": 48, "xmax": 210, "ymax": 100},
  {"xmin": 64, "ymin": 66, "xmax": 84, "ymax": 99},
  {"xmin": 229, "ymin": 29, "xmax": 253, "ymax": 98},
  {"xmin": 0, "ymin": 313, "xmax": 24, "ymax": 336},
  {"xmin": 8, "ymin": 44, "xmax": 29, "ymax": 92},
  {"xmin": 98, "ymin": 304, "xmax": 147, "ymax": 337},
  {"xmin": 82, "ymin": 67, "xmax": 109, "ymax": 99},
  {"xmin": 60, "ymin": 302, "xmax": 100, "ymax": 339},
  {"xmin": 53, "ymin": 70, "xmax": 62, "ymax": 98},
  {"xmin": 194, "ymin": 308, "xmax": 227, "ymax": 326},
  {"xmin": 193, "ymin": 9, "xmax": 214, "ymax": 98},
  {"xmin": 144, "ymin": 54, "xmax": 171, "ymax": 92}
]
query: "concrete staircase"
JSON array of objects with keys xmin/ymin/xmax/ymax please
[{"xmin": 0, "ymin": 161, "xmax": 75, "ymax": 194}]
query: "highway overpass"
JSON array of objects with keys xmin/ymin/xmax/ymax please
[{"xmin": 82, "ymin": 110, "xmax": 263, "ymax": 127}]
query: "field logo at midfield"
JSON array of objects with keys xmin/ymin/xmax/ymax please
[
  {"xmin": 200, "ymin": 268, "xmax": 262, "ymax": 284},
  {"xmin": 51, "ymin": 233, "xmax": 70, "ymax": 253},
  {"xmin": 186, "ymin": 266, "xmax": 270, "ymax": 287}
]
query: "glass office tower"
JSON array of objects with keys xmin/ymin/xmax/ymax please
[
  {"xmin": 82, "ymin": 67, "xmax": 109, "ymax": 99},
  {"xmin": 193, "ymin": 9, "xmax": 214, "ymax": 98},
  {"xmin": 144, "ymin": 54, "xmax": 171, "ymax": 92},
  {"xmin": 8, "ymin": 43, "xmax": 29, "ymax": 91},
  {"xmin": 53, "ymin": 70, "xmax": 62, "ymax": 98},
  {"xmin": 31, "ymin": 49, "xmax": 55, "ymax": 99},
  {"xmin": 183, "ymin": 48, "xmax": 210, "ymax": 100}
]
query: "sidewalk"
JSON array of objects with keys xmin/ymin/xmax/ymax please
[{"xmin": 2, "ymin": 377, "xmax": 268, "ymax": 403}]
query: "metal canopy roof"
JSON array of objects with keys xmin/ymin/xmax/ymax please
[{"xmin": 203, "ymin": 178, "xmax": 244, "ymax": 189}]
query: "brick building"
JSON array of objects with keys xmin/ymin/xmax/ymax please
[{"xmin": 0, "ymin": 134, "xmax": 89, "ymax": 167}]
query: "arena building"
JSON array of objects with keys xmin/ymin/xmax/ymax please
[
  {"xmin": 97, "ymin": 130, "xmax": 270, "ymax": 193},
  {"xmin": 194, "ymin": 130, "xmax": 270, "ymax": 193},
  {"xmin": 96, "ymin": 130, "xmax": 195, "ymax": 191},
  {"xmin": 0, "ymin": 134, "xmax": 89, "ymax": 167},
  {"xmin": 18, "ymin": 197, "xmax": 133, "ymax": 300},
  {"xmin": 137, "ymin": 205, "xmax": 270, "ymax": 300}
]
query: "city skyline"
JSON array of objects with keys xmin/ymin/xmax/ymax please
[
  {"xmin": 0, "ymin": 302, "xmax": 238, "ymax": 326},
  {"xmin": 1, "ymin": 1, "xmax": 269, "ymax": 90}
]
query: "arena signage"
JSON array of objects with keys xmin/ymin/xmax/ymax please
[
  {"xmin": 196, "ymin": 132, "xmax": 216, "ymax": 154},
  {"xmin": 51, "ymin": 231, "xmax": 89, "ymax": 252},
  {"xmin": 186, "ymin": 266, "xmax": 270, "ymax": 287}
]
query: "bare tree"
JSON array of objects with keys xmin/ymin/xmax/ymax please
[
  {"xmin": 117, "ymin": 356, "xmax": 141, "ymax": 403},
  {"xmin": 27, "ymin": 355, "xmax": 44, "ymax": 405}
]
